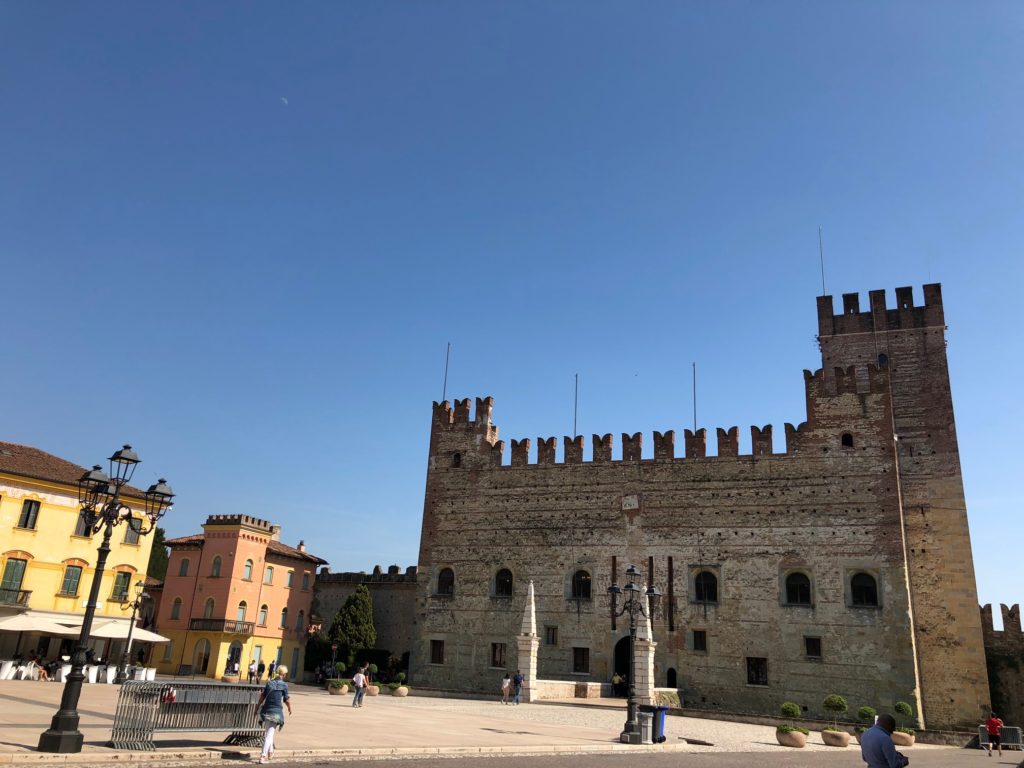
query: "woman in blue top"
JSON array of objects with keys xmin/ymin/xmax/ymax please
[{"xmin": 257, "ymin": 665, "xmax": 292, "ymax": 763}]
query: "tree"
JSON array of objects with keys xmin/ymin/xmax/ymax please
[
  {"xmin": 146, "ymin": 526, "xmax": 169, "ymax": 580},
  {"xmin": 329, "ymin": 585, "xmax": 376, "ymax": 657}
]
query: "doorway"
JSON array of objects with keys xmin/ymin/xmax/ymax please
[
  {"xmin": 667, "ymin": 667, "xmax": 677, "ymax": 688},
  {"xmin": 193, "ymin": 639, "xmax": 211, "ymax": 674}
]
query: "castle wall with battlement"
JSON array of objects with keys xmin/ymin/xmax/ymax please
[
  {"xmin": 411, "ymin": 284, "xmax": 989, "ymax": 730},
  {"xmin": 981, "ymin": 604, "xmax": 1024, "ymax": 726},
  {"xmin": 314, "ymin": 565, "xmax": 418, "ymax": 661}
]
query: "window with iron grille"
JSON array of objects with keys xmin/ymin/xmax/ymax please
[
  {"xmin": 692, "ymin": 629, "xmax": 707, "ymax": 652},
  {"xmin": 437, "ymin": 568, "xmax": 454, "ymax": 595},
  {"xmin": 694, "ymin": 571, "xmax": 718, "ymax": 604},
  {"xmin": 494, "ymin": 569, "xmax": 513, "ymax": 597},
  {"xmin": 805, "ymin": 636, "xmax": 822, "ymax": 659},
  {"xmin": 17, "ymin": 500, "xmax": 40, "ymax": 530},
  {"xmin": 544, "ymin": 626, "xmax": 558, "ymax": 646},
  {"xmin": 430, "ymin": 639, "xmax": 445, "ymax": 665},
  {"xmin": 571, "ymin": 570, "xmax": 592, "ymax": 600},
  {"xmin": 746, "ymin": 657, "xmax": 768, "ymax": 686},
  {"xmin": 572, "ymin": 647, "xmax": 590, "ymax": 674},
  {"xmin": 850, "ymin": 572, "xmax": 878, "ymax": 607},
  {"xmin": 490, "ymin": 642, "xmax": 506, "ymax": 668},
  {"xmin": 785, "ymin": 572, "xmax": 812, "ymax": 605}
]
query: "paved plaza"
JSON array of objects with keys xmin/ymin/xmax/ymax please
[{"xmin": 0, "ymin": 679, "xmax": 1002, "ymax": 767}]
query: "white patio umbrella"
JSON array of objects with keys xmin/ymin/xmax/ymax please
[
  {"xmin": 88, "ymin": 621, "xmax": 170, "ymax": 643},
  {"xmin": 0, "ymin": 613, "xmax": 79, "ymax": 655}
]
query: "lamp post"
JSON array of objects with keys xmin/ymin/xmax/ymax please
[
  {"xmin": 38, "ymin": 446, "xmax": 173, "ymax": 754},
  {"xmin": 115, "ymin": 580, "xmax": 150, "ymax": 684},
  {"xmin": 608, "ymin": 563, "xmax": 661, "ymax": 745}
]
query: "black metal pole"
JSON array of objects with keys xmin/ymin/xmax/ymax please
[
  {"xmin": 115, "ymin": 599, "xmax": 140, "ymax": 685},
  {"xmin": 38, "ymin": 518, "xmax": 114, "ymax": 752},
  {"xmin": 621, "ymin": 593, "xmax": 640, "ymax": 743}
]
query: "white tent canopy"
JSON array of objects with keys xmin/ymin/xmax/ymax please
[
  {"xmin": 0, "ymin": 614, "xmax": 79, "ymax": 635},
  {"xmin": 87, "ymin": 621, "xmax": 170, "ymax": 643}
]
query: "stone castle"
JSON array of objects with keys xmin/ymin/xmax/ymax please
[{"xmin": 409, "ymin": 283, "xmax": 990, "ymax": 729}]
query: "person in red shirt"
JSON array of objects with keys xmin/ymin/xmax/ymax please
[{"xmin": 986, "ymin": 712, "xmax": 1004, "ymax": 757}]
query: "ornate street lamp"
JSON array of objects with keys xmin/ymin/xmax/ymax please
[
  {"xmin": 39, "ymin": 446, "xmax": 173, "ymax": 754},
  {"xmin": 608, "ymin": 563, "xmax": 661, "ymax": 744},
  {"xmin": 115, "ymin": 580, "xmax": 151, "ymax": 684}
]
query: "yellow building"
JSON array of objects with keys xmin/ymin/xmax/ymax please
[{"xmin": 0, "ymin": 441, "xmax": 155, "ymax": 660}]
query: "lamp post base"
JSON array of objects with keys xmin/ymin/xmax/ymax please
[
  {"xmin": 619, "ymin": 729, "xmax": 644, "ymax": 745},
  {"xmin": 38, "ymin": 718, "xmax": 84, "ymax": 753}
]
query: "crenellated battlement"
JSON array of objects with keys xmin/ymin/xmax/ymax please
[
  {"xmin": 817, "ymin": 284, "xmax": 944, "ymax": 338},
  {"xmin": 317, "ymin": 564, "xmax": 418, "ymax": 584},
  {"xmin": 803, "ymin": 363, "xmax": 890, "ymax": 398},
  {"xmin": 981, "ymin": 604, "xmax": 1024, "ymax": 639},
  {"xmin": 203, "ymin": 514, "xmax": 273, "ymax": 532}
]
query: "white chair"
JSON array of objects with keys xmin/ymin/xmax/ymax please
[
  {"xmin": 133, "ymin": 667, "xmax": 146, "ymax": 681},
  {"xmin": 84, "ymin": 665, "xmax": 98, "ymax": 684},
  {"xmin": 104, "ymin": 665, "xmax": 117, "ymax": 684},
  {"xmin": 145, "ymin": 667, "xmax": 156, "ymax": 681},
  {"xmin": 0, "ymin": 660, "xmax": 14, "ymax": 680},
  {"xmin": 58, "ymin": 663, "xmax": 71, "ymax": 682}
]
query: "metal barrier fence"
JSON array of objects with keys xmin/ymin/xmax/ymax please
[
  {"xmin": 979, "ymin": 725, "xmax": 1023, "ymax": 750},
  {"xmin": 108, "ymin": 680, "xmax": 264, "ymax": 751}
]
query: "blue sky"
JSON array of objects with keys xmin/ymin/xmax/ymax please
[{"xmin": 1, "ymin": 2, "xmax": 1021, "ymax": 615}]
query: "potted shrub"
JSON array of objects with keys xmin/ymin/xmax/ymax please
[
  {"xmin": 776, "ymin": 701, "xmax": 808, "ymax": 748},
  {"xmin": 366, "ymin": 663, "xmax": 380, "ymax": 695},
  {"xmin": 855, "ymin": 706, "xmax": 877, "ymax": 744},
  {"xmin": 892, "ymin": 701, "xmax": 915, "ymax": 746},
  {"xmin": 821, "ymin": 694, "xmax": 851, "ymax": 747},
  {"xmin": 391, "ymin": 673, "xmax": 409, "ymax": 697},
  {"xmin": 325, "ymin": 661, "xmax": 347, "ymax": 689},
  {"xmin": 328, "ymin": 679, "xmax": 348, "ymax": 695}
]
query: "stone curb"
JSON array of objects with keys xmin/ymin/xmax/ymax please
[{"xmin": 0, "ymin": 742, "xmax": 691, "ymax": 766}]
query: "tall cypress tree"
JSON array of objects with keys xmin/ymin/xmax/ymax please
[
  {"xmin": 329, "ymin": 585, "xmax": 376, "ymax": 654},
  {"xmin": 146, "ymin": 526, "xmax": 169, "ymax": 580}
]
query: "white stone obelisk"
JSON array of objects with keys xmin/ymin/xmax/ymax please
[
  {"xmin": 516, "ymin": 580, "xmax": 540, "ymax": 703},
  {"xmin": 633, "ymin": 601, "xmax": 656, "ymax": 707}
]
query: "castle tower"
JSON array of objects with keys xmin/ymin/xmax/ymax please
[{"xmin": 817, "ymin": 284, "xmax": 989, "ymax": 727}]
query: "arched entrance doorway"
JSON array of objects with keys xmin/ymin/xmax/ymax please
[
  {"xmin": 613, "ymin": 636, "xmax": 630, "ymax": 695},
  {"xmin": 226, "ymin": 640, "xmax": 243, "ymax": 674},
  {"xmin": 666, "ymin": 667, "xmax": 677, "ymax": 688},
  {"xmin": 193, "ymin": 639, "xmax": 211, "ymax": 674}
]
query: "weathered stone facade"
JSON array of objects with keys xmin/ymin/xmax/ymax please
[
  {"xmin": 410, "ymin": 284, "xmax": 990, "ymax": 729},
  {"xmin": 314, "ymin": 564, "xmax": 418, "ymax": 661},
  {"xmin": 981, "ymin": 604, "xmax": 1024, "ymax": 727}
]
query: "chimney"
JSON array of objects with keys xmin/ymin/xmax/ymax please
[
  {"xmin": 297, "ymin": 540, "xmax": 306, "ymax": 552},
  {"xmin": 270, "ymin": 525, "xmax": 281, "ymax": 542}
]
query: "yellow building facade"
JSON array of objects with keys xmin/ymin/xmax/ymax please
[{"xmin": 0, "ymin": 441, "xmax": 155, "ymax": 659}]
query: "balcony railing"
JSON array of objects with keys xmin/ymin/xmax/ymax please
[
  {"xmin": 188, "ymin": 618, "xmax": 255, "ymax": 635},
  {"xmin": 0, "ymin": 588, "xmax": 30, "ymax": 607}
]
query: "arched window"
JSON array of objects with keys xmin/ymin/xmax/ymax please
[
  {"xmin": 178, "ymin": 558, "xmax": 190, "ymax": 577},
  {"xmin": 494, "ymin": 568, "xmax": 513, "ymax": 597},
  {"xmin": 170, "ymin": 597, "xmax": 182, "ymax": 620},
  {"xmin": 236, "ymin": 601, "xmax": 247, "ymax": 622},
  {"xmin": 878, "ymin": 353, "xmax": 889, "ymax": 367},
  {"xmin": 264, "ymin": 566, "xmax": 274, "ymax": 585},
  {"xmin": 437, "ymin": 568, "xmax": 455, "ymax": 596},
  {"xmin": 841, "ymin": 432, "xmax": 854, "ymax": 448},
  {"xmin": 694, "ymin": 571, "xmax": 718, "ymax": 604},
  {"xmin": 785, "ymin": 572, "xmax": 812, "ymax": 605},
  {"xmin": 571, "ymin": 570, "xmax": 592, "ymax": 600},
  {"xmin": 296, "ymin": 610, "xmax": 305, "ymax": 632},
  {"xmin": 452, "ymin": 452, "xmax": 462, "ymax": 468},
  {"xmin": 211, "ymin": 556, "xmax": 222, "ymax": 577},
  {"xmin": 243, "ymin": 559, "xmax": 253, "ymax": 580},
  {"xmin": 203, "ymin": 597, "xmax": 215, "ymax": 619},
  {"xmin": 851, "ymin": 573, "xmax": 878, "ymax": 606},
  {"xmin": 258, "ymin": 604, "xmax": 268, "ymax": 626},
  {"xmin": 280, "ymin": 607, "xmax": 288, "ymax": 628}
]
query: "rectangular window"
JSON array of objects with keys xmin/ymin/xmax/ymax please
[
  {"xmin": 123, "ymin": 518, "xmax": 141, "ymax": 545},
  {"xmin": 112, "ymin": 572, "xmax": 131, "ymax": 601},
  {"xmin": 162, "ymin": 642, "xmax": 173, "ymax": 662},
  {"xmin": 286, "ymin": 571, "xmax": 294, "ymax": 588},
  {"xmin": 490, "ymin": 642, "xmax": 506, "ymax": 668},
  {"xmin": 804, "ymin": 636, "xmax": 822, "ymax": 659},
  {"xmin": 430, "ymin": 639, "xmax": 445, "ymax": 665},
  {"xmin": 544, "ymin": 626, "xmax": 558, "ymax": 646},
  {"xmin": 178, "ymin": 558, "xmax": 190, "ymax": 577},
  {"xmin": 74, "ymin": 510, "xmax": 91, "ymax": 537},
  {"xmin": 1, "ymin": 559, "xmax": 28, "ymax": 603},
  {"xmin": 302, "ymin": 572, "xmax": 310, "ymax": 590},
  {"xmin": 746, "ymin": 656, "xmax": 768, "ymax": 686},
  {"xmin": 17, "ymin": 500, "xmax": 40, "ymax": 529},
  {"xmin": 692, "ymin": 629, "xmax": 707, "ymax": 653},
  {"xmin": 264, "ymin": 567, "xmax": 273, "ymax": 585},
  {"xmin": 572, "ymin": 647, "xmax": 590, "ymax": 674},
  {"xmin": 60, "ymin": 565, "xmax": 83, "ymax": 596}
]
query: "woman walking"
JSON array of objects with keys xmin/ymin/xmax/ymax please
[
  {"xmin": 501, "ymin": 673, "xmax": 511, "ymax": 704},
  {"xmin": 256, "ymin": 665, "xmax": 291, "ymax": 763}
]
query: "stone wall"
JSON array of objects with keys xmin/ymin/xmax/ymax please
[
  {"xmin": 314, "ymin": 564, "xmax": 418, "ymax": 660},
  {"xmin": 410, "ymin": 284, "xmax": 989, "ymax": 730}
]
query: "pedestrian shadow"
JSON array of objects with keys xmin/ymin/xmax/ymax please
[{"xmin": 480, "ymin": 728, "xmax": 545, "ymax": 736}]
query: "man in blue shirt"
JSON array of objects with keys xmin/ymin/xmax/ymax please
[{"xmin": 860, "ymin": 714, "xmax": 909, "ymax": 768}]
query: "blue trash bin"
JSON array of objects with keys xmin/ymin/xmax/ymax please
[{"xmin": 653, "ymin": 705, "xmax": 669, "ymax": 743}]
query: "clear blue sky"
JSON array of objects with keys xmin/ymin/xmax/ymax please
[{"xmin": 2, "ymin": 3, "xmax": 1021, "ymax": 616}]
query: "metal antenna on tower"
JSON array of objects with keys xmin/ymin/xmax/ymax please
[
  {"xmin": 573, "ymin": 373, "xmax": 579, "ymax": 438},
  {"xmin": 441, "ymin": 342, "xmax": 451, "ymax": 402},
  {"xmin": 818, "ymin": 225, "xmax": 827, "ymax": 296},
  {"xmin": 692, "ymin": 362, "xmax": 697, "ymax": 433}
]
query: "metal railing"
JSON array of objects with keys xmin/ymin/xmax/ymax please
[
  {"xmin": 0, "ymin": 588, "xmax": 30, "ymax": 606},
  {"xmin": 188, "ymin": 618, "xmax": 255, "ymax": 634},
  {"xmin": 979, "ymin": 725, "xmax": 1023, "ymax": 751},
  {"xmin": 108, "ymin": 680, "xmax": 264, "ymax": 750}
]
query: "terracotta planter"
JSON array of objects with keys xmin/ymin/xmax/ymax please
[
  {"xmin": 822, "ymin": 730, "xmax": 851, "ymax": 747},
  {"xmin": 775, "ymin": 730, "xmax": 807, "ymax": 748},
  {"xmin": 392, "ymin": 686, "xmax": 409, "ymax": 697},
  {"xmin": 328, "ymin": 685, "xmax": 348, "ymax": 695},
  {"xmin": 891, "ymin": 731, "xmax": 915, "ymax": 747},
  {"xmin": 366, "ymin": 685, "xmax": 380, "ymax": 696},
  {"xmin": 221, "ymin": 675, "xmax": 240, "ymax": 684}
]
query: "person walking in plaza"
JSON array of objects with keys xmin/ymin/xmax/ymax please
[
  {"xmin": 352, "ymin": 665, "xmax": 367, "ymax": 707},
  {"xmin": 860, "ymin": 713, "xmax": 909, "ymax": 768},
  {"xmin": 257, "ymin": 659, "xmax": 266, "ymax": 682},
  {"xmin": 248, "ymin": 659, "xmax": 257, "ymax": 684},
  {"xmin": 268, "ymin": 660, "xmax": 276, "ymax": 680},
  {"xmin": 501, "ymin": 673, "xmax": 511, "ymax": 704},
  {"xmin": 512, "ymin": 670, "xmax": 524, "ymax": 705},
  {"xmin": 986, "ymin": 712, "xmax": 1004, "ymax": 757},
  {"xmin": 256, "ymin": 665, "xmax": 292, "ymax": 764}
]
